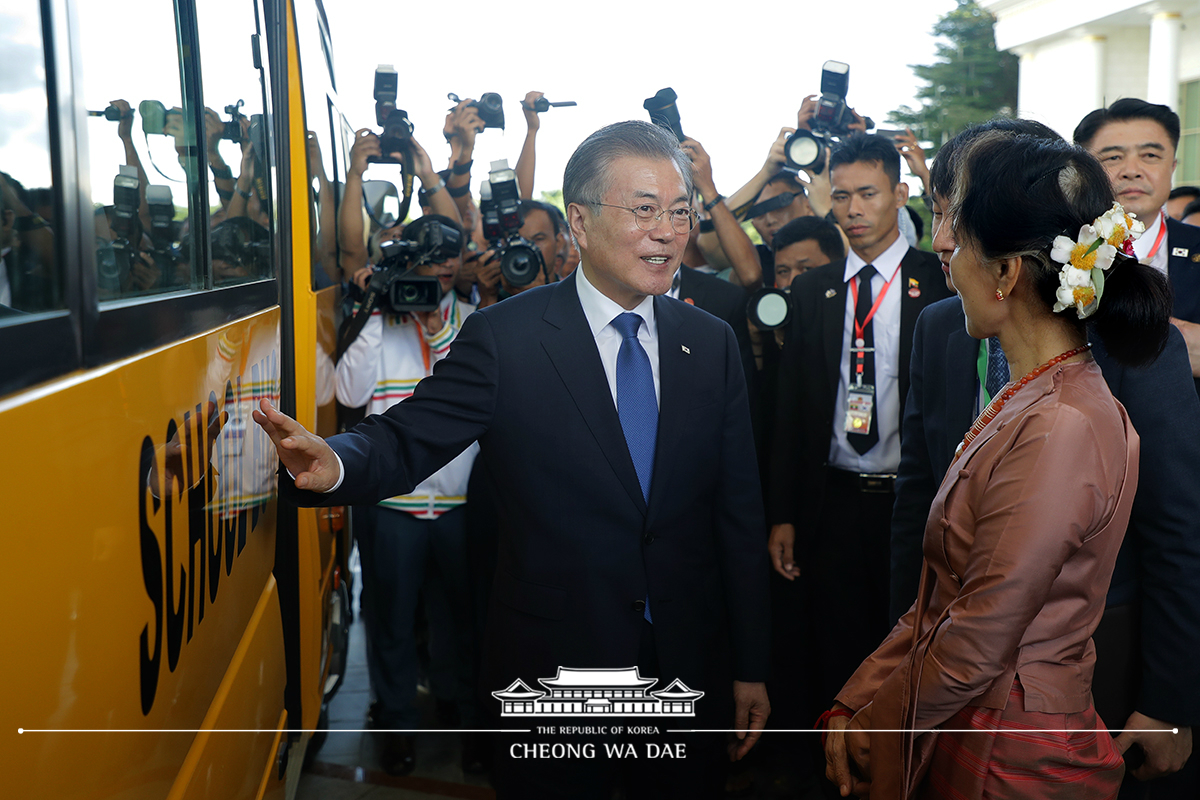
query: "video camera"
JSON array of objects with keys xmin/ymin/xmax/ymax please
[
  {"xmin": 371, "ymin": 65, "xmax": 414, "ymax": 164},
  {"xmin": 222, "ymin": 100, "xmax": 245, "ymax": 143},
  {"xmin": 89, "ymin": 104, "xmax": 132, "ymax": 121},
  {"xmin": 479, "ymin": 160, "xmax": 544, "ymax": 287},
  {"xmin": 643, "ymin": 87, "xmax": 685, "ymax": 142},
  {"xmin": 784, "ymin": 61, "xmax": 876, "ymax": 171},
  {"xmin": 371, "ymin": 219, "xmax": 462, "ymax": 313},
  {"xmin": 448, "ymin": 92, "xmax": 505, "ymax": 133}
]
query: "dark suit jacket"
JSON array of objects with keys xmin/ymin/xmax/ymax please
[
  {"xmin": 767, "ymin": 247, "xmax": 950, "ymax": 527},
  {"xmin": 678, "ymin": 265, "xmax": 754, "ymax": 400},
  {"xmin": 889, "ymin": 296, "xmax": 1200, "ymax": 726},
  {"xmin": 1167, "ymin": 217, "xmax": 1200, "ymax": 396},
  {"xmin": 283, "ymin": 271, "xmax": 771, "ymax": 714}
]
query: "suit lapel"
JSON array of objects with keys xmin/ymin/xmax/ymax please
[
  {"xmin": 820, "ymin": 264, "xmax": 848, "ymax": 404},
  {"xmin": 898, "ymin": 249, "xmax": 925, "ymax": 409},
  {"xmin": 541, "ymin": 274, "xmax": 647, "ymax": 515},
  {"xmin": 678, "ymin": 266, "xmax": 704, "ymax": 307}
]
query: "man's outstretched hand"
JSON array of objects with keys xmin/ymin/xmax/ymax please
[{"xmin": 253, "ymin": 398, "xmax": 341, "ymax": 492}]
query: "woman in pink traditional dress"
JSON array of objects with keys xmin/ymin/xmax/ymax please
[{"xmin": 821, "ymin": 130, "xmax": 1173, "ymax": 799}]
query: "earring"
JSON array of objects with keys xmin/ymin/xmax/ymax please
[{"xmin": 996, "ymin": 288, "xmax": 1005, "ymax": 301}]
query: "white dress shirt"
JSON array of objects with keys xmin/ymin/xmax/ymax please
[
  {"xmin": 828, "ymin": 233, "xmax": 907, "ymax": 473},
  {"xmin": 1134, "ymin": 208, "xmax": 1169, "ymax": 276},
  {"xmin": 576, "ymin": 264, "xmax": 661, "ymax": 409}
]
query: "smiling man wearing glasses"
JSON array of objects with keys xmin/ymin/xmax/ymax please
[{"xmin": 255, "ymin": 120, "xmax": 770, "ymax": 799}]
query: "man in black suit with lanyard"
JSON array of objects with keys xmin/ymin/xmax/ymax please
[
  {"xmin": 891, "ymin": 119, "xmax": 1200, "ymax": 799},
  {"xmin": 254, "ymin": 120, "xmax": 770, "ymax": 800},
  {"xmin": 767, "ymin": 132, "xmax": 951, "ymax": 714},
  {"xmin": 1074, "ymin": 98, "xmax": 1200, "ymax": 397}
]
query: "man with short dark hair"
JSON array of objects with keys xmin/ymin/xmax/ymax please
[
  {"xmin": 767, "ymin": 132, "xmax": 950, "ymax": 713},
  {"xmin": 255, "ymin": 120, "xmax": 770, "ymax": 799},
  {"xmin": 1074, "ymin": 98, "xmax": 1200, "ymax": 391},
  {"xmin": 1168, "ymin": 186, "xmax": 1200, "ymax": 220},
  {"xmin": 770, "ymin": 216, "xmax": 844, "ymax": 290}
]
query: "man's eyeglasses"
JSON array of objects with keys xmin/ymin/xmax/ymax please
[{"xmin": 596, "ymin": 203, "xmax": 699, "ymax": 234}]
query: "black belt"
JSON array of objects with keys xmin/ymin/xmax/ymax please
[{"xmin": 828, "ymin": 467, "xmax": 896, "ymax": 494}]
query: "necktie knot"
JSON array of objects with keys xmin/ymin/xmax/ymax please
[
  {"xmin": 612, "ymin": 312, "xmax": 643, "ymax": 340},
  {"xmin": 857, "ymin": 264, "xmax": 876, "ymax": 282}
]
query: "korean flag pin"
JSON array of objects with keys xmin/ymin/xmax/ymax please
[
  {"xmin": 1172, "ymin": 247, "xmax": 1189, "ymax": 258},
  {"xmin": 825, "ymin": 288, "xmax": 837, "ymax": 299},
  {"xmin": 681, "ymin": 345, "xmax": 690, "ymax": 355},
  {"xmin": 908, "ymin": 277, "xmax": 921, "ymax": 298}
]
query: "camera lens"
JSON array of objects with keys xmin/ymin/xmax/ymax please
[
  {"xmin": 501, "ymin": 244, "xmax": 543, "ymax": 287},
  {"xmin": 747, "ymin": 288, "xmax": 792, "ymax": 330},
  {"xmin": 784, "ymin": 131, "xmax": 824, "ymax": 171},
  {"xmin": 400, "ymin": 284, "xmax": 420, "ymax": 303}
]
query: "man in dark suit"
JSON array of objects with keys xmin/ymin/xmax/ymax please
[
  {"xmin": 767, "ymin": 132, "xmax": 951, "ymax": 711},
  {"xmin": 1074, "ymin": 98, "xmax": 1200, "ymax": 396},
  {"xmin": 891, "ymin": 120, "xmax": 1200, "ymax": 799},
  {"xmin": 254, "ymin": 120, "xmax": 770, "ymax": 799}
]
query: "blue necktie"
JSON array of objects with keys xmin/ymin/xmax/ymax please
[
  {"xmin": 612, "ymin": 312, "xmax": 657, "ymax": 624},
  {"xmin": 986, "ymin": 336, "xmax": 1010, "ymax": 400}
]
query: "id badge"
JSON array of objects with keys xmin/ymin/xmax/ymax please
[{"xmin": 845, "ymin": 385, "xmax": 875, "ymax": 436}]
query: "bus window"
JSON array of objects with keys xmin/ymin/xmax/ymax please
[
  {"xmin": 295, "ymin": 2, "xmax": 339, "ymax": 288},
  {"xmin": 0, "ymin": 3, "xmax": 62, "ymax": 321},
  {"xmin": 77, "ymin": 0, "xmax": 200, "ymax": 300},
  {"xmin": 196, "ymin": 0, "xmax": 273, "ymax": 287}
]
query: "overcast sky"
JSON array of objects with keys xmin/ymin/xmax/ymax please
[{"xmin": 324, "ymin": 0, "xmax": 961, "ymax": 198}]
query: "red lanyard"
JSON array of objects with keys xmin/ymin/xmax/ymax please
[
  {"xmin": 849, "ymin": 262, "xmax": 903, "ymax": 386},
  {"xmin": 1144, "ymin": 212, "xmax": 1167, "ymax": 262}
]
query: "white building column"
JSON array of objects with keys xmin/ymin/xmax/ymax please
[{"xmin": 1148, "ymin": 12, "xmax": 1181, "ymax": 110}]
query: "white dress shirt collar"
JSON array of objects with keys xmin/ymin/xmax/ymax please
[
  {"xmin": 575, "ymin": 264, "xmax": 657, "ymax": 336},
  {"xmin": 1133, "ymin": 207, "xmax": 1168, "ymax": 276},
  {"xmin": 844, "ymin": 230, "xmax": 908, "ymax": 283}
]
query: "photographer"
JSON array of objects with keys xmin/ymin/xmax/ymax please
[
  {"xmin": 339, "ymin": 129, "xmax": 457, "ymax": 279},
  {"xmin": 681, "ymin": 137, "xmax": 762, "ymax": 288},
  {"xmin": 516, "ymin": 90, "xmax": 545, "ymax": 199},
  {"xmin": 443, "ymin": 100, "xmax": 484, "ymax": 240},
  {"xmin": 337, "ymin": 213, "xmax": 480, "ymax": 777}
]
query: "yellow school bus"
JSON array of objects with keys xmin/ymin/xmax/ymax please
[{"xmin": 3, "ymin": 0, "xmax": 352, "ymax": 796}]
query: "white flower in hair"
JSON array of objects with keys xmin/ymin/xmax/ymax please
[{"xmin": 1048, "ymin": 201, "xmax": 1140, "ymax": 318}]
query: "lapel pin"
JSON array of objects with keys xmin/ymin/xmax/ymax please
[
  {"xmin": 824, "ymin": 288, "xmax": 837, "ymax": 299},
  {"xmin": 1171, "ymin": 247, "xmax": 1188, "ymax": 257},
  {"xmin": 1192, "ymin": 254, "xmax": 1200, "ymax": 263},
  {"xmin": 684, "ymin": 297, "xmax": 695, "ymax": 305},
  {"xmin": 908, "ymin": 277, "xmax": 921, "ymax": 298},
  {"xmin": 681, "ymin": 345, "xmax": 690, "ymax": 355}
]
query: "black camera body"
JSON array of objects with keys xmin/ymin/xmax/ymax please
[
  {"xmin": 479, "ymin": 160, "xmax": 544, "ymax": 287},
  {"xmin": 222, "ymin": 100, "xmax": 245, "ymax": 143},
  {"xmin": 371, "ymin": 220, "xmax": 462, "ymax": 313},
  {"xmin": 448, "ymin": 92, "xmax": 505, "ymax": 132},
  {"xmin": 643, "ymin": 87, "xmax": 685, "ymax": 142},
  {"xmin": 371, "ymin": 65, "xmax": 414, "ymax": 164},
  {"xmin": 785, "ymin": 61, "xmax": 876, "ymax": 171}
]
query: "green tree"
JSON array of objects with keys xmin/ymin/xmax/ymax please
[{"xmin": 888, "ymin": 0, "xmax": 1018, "ymax": 154}]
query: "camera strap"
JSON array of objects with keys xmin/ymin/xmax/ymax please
[
  {"xmin": 744, "ymin": 192, "xmax": 796, "ymax": 221},
  {"xmin": 336, "ymin": 268, "xmax": 390, "ymax": 362}
]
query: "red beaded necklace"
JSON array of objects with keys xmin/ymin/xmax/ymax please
[{"xmin": 953, "ymin": 343, "xmax": 1092, "ymax": 462}]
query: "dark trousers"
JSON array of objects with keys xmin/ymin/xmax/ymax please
[
  {"xmin": 491, "ymin": 621, "xmax": 727, "ymax": 800},
  {"xmin": 805, "ymin": 470, "xmax": 895, "ymax": 710},
  {"xmin": 1093, "ymin": 602, "xmax": 1199, "ymax": 800},
  {"xmin": 356, "ymin": 504, "xmax": 477, "ymax": 728}
]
